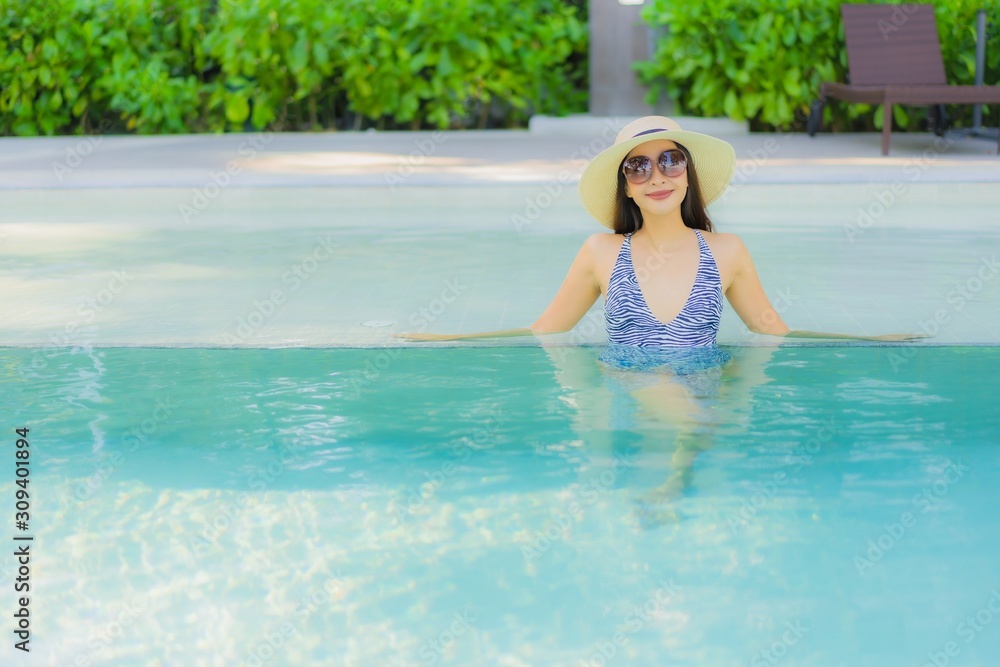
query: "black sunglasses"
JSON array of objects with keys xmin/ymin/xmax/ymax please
[{"xmin": 622, "ymin": 149, "xmax": 687, "ymax": 184}]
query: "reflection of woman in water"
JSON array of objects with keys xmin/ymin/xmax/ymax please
[{"xmin": 395, "ymin": 116, "xmax": 922, "ymax": 526}]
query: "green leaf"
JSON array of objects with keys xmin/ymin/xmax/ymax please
[
  {"xmin": 42, "ymin": 39, "xmax": 58, "ymax": 61},
  {"xmin": 225, "ymin": 94, "xmax": 250, "ymax": 123},
  {"xmin": 892, "ymin": 105, "xmax": 909, "ymax": 129},
  {"xmin": 800, "ymin": 22, "xmax": 815, "ymax": 45},
  {"xmin": 958, "ymin": 52, "xmax": 974, "ymax": 77},
  {"xmin": 783, "ymin": 25, "xmax": 796, "ymax": 47},
  {"xmin": 775, "ymin": 95, "xmax": 790, "ymax": 123},
  {"xmin": 313, "ymin": 42, "xmax": 329, "ymax": 68},
  {"xmin": 726, "ymin": 21, "xmax": 745, "ymax": 43},
  {"xmin": 251, "ymin": 97, "xmax": 274, "ymax": 128},
  {"xmin": 783, "ymin": 69, "xmax": 800, "ymax": 97},
  {"xmin": 409, "ymin": 51, "xmax": 427, "ymax": 72},
  {"xmin": 743, "ymin": 92, "xmax": 763, "ymax": 117},
  {"xmin": 755, "ymin": 14, "xmax": 773, "ymax": 42},
  {"xmin": 723, "ymin": 88, "xmax": 740, "ymax": 118},
  {"xmin": 437, "ymin": 47, "xmax": 452, "ymax": 76}
]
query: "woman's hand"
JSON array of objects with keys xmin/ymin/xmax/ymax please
[
  {"xmin": 858, "ymin": 333, "xmax": 933, "ymax": 342},
  {"xmin": 391, "ymin": 332, "xmax": 466, "ymax": 341},
  {"xmin": 391, "ymin": 327, "xmax": 539, "ymax": 342},
  {"xmin": 783, "ymin": 330, "xmax": 932, "ymax": 342}
]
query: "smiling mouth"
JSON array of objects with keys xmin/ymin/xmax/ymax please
[{"xmin": 647, "ymin": 191, "xmax": 673, "ymax": 199}]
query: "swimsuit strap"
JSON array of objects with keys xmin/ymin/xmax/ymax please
[{"xmin": 605, "ymin": 227, "xmax": 723, "ymax": 347}]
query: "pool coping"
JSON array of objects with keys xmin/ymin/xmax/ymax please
[{"xmin": 1, "ymin": 127, "xmax": 998, "ymax": 191}]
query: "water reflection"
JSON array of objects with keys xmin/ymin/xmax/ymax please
[{"xmin": 539, "ymin": 341, "xmax": 779, "ymax": 530}]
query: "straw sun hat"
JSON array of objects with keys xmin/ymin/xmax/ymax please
[{"xmin": 578, "ymin": 116, "xmax": 736, "ymax": 228}]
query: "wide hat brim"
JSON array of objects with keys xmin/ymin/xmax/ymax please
[{"xmin": 578, "ymin": 118, "xmax": 736, "ymax": 229}]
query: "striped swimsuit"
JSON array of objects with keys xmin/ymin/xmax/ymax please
[
  {"xmin": 598, "ymin": 228, "xmax": 731, "ymax": 421},
  {"xmin": 604, "ymin": 229, "xmax": 724, "ymax": 347}
]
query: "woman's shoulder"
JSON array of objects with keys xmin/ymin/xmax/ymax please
[
  {"xmin": 700, "ymin": 229, "xmax": 742, "ymax": 243},
  {"xmin": 700, "ymin": 229, "xmax": 748, "ymax": 254},
  {"xmin": 583, "ymin": 231, "xmax": 625, "ymax": 253},
  {"xmin": 578, "ymin": 232, "xmax": 627, "ymax": 275},
  {"xmin": 585, "ymin": 230, "xmax": 624, "ymax": 241}
]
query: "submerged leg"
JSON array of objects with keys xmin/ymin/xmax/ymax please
[{"xmin": 626, "ymin": 375, "xmax": 714, "ymax": 528}]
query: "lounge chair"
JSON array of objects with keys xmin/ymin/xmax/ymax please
[{"xmin": 807, "ymin": 3, "xmax": 1000, "ymax": 155}]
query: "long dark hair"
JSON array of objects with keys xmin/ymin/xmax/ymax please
[{"xmin": 612, "ymin": 142, "xmax": 715, "ymax": 235}]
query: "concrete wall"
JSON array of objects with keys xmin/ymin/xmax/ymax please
[{"xmin": 588, "ymin": 0, "xmax": 672, "ymax": 117}]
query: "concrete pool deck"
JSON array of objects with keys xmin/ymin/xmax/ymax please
[
  {"xmin": 1, "ymin": 117, "xmax": 999, "ymax": 349},
  {"xmin": 1, "ymin": 116, "xmax": 999, "ymax": 190}
]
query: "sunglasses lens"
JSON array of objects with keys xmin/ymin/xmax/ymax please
[
  {"xmin": 622, "ymin": 156, "xmax": 652, "ymax": 184},
  {"xmin": 623, "ymin": 150, "xmax": 687, "ymax": 184},
  {"xmin": 658, "ymin": 150, "xmax": 687, "ymax": 177}
]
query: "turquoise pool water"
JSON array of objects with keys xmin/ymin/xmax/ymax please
[{"xmin": 4, "ymin": 343, "xmax": 998, "ymax": 666}]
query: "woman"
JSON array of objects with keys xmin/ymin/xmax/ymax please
[
  {"xmin": 394, "ymin": 115, "xmax": 923, "ymax": 346},
  {"xmin": 394, "ymin": 116, "xmax": 923, "ymax": 528}
]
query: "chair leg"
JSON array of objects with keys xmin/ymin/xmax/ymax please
[
  {"xmin": 928, "ymin": 104, "xmax": 949, "ymax": 137},
  {"xmin": 882, "ymin": 102, "xmax": 892, "ymax": 156},
  {"xmin": 807, "ymin": 99, "xmax": 824, "ymax": 136}
]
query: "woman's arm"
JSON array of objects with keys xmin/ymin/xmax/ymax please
[
  {"xmin": 724, "ymin": 236, "xmax": 928, "ymax": 342},
  {"xmin": 393, "ymin": 235, "xmax": 603, "ymax": 342},
  {"xmin": 780, "ymin": 330, "xmax": 929, "ymax": 342},
  {"xmin": 723, "ymin": 236, "xmax": 792, "ymax": 336},
  {"xmin": 393, "ymin": 327, "xmax": 554, "ymax": 341}
]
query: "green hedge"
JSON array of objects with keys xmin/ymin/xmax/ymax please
[
  {"xmin": 0, "ymin": 0, "xmax": 588, "ymax": 135},
  {"xmin": 637, "ymin": 0, "xmax": 1000, "ymax": 131}
]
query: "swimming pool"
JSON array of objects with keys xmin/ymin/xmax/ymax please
[
  {"xmin": 2, "ymin": 343, "xmax": 999, "ymax": 666},
  {"xmin": 2, "ymin": 181, "xmax": 999, "ymax": 666},
  {"xmin": 1, "ymin": 183, "xmax": 998, "ymax": 347}
]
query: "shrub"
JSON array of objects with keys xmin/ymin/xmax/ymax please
[
  {"xmin": 636, "ymin": 0, "xmax": 1000, "ymax": 132},
  {"xmin": 0, "ymin": 0, "xmax": 588, "ymax": 135}
]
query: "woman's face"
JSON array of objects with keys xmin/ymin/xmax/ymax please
[{"xmin": 623, "ymin": 139, "xmax": 688, "ymax": 218}]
